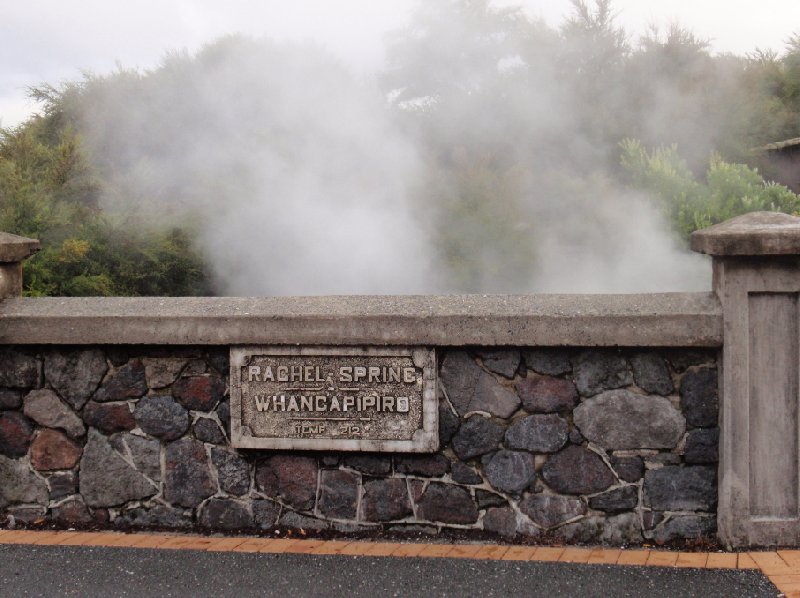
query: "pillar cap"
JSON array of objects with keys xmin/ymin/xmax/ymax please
[
  {"xmin": 691, "ymin": 211, "xmax": 800, "ymax": 256},
  {"xmin": 0, "ymin": 232, "xmax": 41, "ymax": 263}
]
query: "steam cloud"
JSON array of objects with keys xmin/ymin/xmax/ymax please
[{"xmin": 73, "ymin": 10, "xmax": 712, "ymax": 296}]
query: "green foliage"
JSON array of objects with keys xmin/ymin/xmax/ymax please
[
  {"xmin": 620, "ymin": 139, "xmax": 800, "ymax": 240},
  {"xmin": 0, "ymin": 94, "xmax": 209, "ymax": 296}
]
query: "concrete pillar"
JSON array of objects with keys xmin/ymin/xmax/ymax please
[
  {"xmin": 0, "ymin": 232, "xmax": 41, "ymax": 299},
  {"xmin": 692, "ymin": 211, "xmax": 800, "ymax": 547}
]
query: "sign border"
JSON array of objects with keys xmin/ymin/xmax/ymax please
[{"xmin": 230, "ymin": 345, "xmax": 438, "ymax": 452}]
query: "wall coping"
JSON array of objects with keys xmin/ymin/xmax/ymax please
[
  {"xmin": 691, "ymin": 211, "xmax": 800, "ymax": 256},
  {"xmin": 0, "ymin": 231, "xmax": 40, "ymax": 263},
  {"xmin": 0, "ymin": 293, "xmax": 722, "ymax": 347}
]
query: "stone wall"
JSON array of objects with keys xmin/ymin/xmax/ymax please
[{"xmin": 0, "ymin": 345, "xmax": 718, "ymax": 545}]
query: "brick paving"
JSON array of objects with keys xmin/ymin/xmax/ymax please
[{"xmin": 0, "ymin": 529, "xmax": 797, "ymax": 596}]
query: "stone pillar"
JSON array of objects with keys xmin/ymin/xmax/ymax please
[
  {"xmin": 0, "ymin": 232, "xmax": 41, "ymax": 299},
  {"xmin": 692, "ymin": 211, "xmax": 800, "ymax": 547}
]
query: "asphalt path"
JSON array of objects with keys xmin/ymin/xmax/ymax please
[{"xmin": 0, "ymin": 544, "xmax": 779, "ymax": 598}]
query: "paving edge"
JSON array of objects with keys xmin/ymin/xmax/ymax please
[{"xmin": 0, "ymin": 530, "xmax": 797, "ymax": 596}]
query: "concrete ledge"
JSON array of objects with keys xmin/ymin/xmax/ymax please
[{"xmin": 0, "ymin": 293, "xmax": 722, "ymax": 347}]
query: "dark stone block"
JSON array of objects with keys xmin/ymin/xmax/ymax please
[
  {"xmin": 451, "ymin": 462, "xmax": 482, "ymax": 485},
  {"xmin": 475, "ymin": 489, "xmax": 507, "ymax": 510},
  {"xmin": 30, "ymin": 429, "xmax": 82, "ymax": 471},
  {"xmin": 642, "ymin": 511, "xmax": 664, "ymax": 530},
  {"xmin": 320, "ymin": 454, "xmax": 340, "ymax": 468},
  {"xmin": 253, "ymin": 500, "xmax": 281, "ymax": 529},
  {"xmin": 116, "ymin": 505, "xmax": 192, "ymax": 529},
  {"xmin": 522, "ymin": 350, "xmax": 572, "ymax": 376},
  {"xmin": 476, "ymin": 350, "xmax": 521, "ymax": 379},
  {"xmin": 679, "ymin": 367, "xmax": 719, "ymax": 428},
  {"xmin": 630, "ymin": 353, "xmax": 674, "ymax": 395},
  {"xmin": 573, "ymin": 351, "xmax": 632, "ymax": 396},
  {"xmin": 6, "ymin": 506, "xmax": 46, "ymax": 525},
  {"xmin": 279, "ymin": 511, "xmax": 328, "ymax": 531},
  {"xmin": 557, "ymin": 513, "xmax": 642, "ymax": 545},
  {"xmin": 684, "ymin": 428, "xmax": 719, "ymax": 464},
  {"xmin": 207, "ymin": 351, "xmax": 229, "ymax": 376},
  {"xmin": 440, "ymin": 352, "xmax": 519, "ymax": 418},
  {"xmin": 172, "ymin": 376, "xmax": 226, "ymax": 411},
  {"xmin": 664, "ymin": 350, "xmax": 716, "ymax": 373},
  {"xmin": 93, "ymin": 360, "xmax": 147, "ymax": 402},
  {"xmin": 47, "ymin": 471, "xmax": 77, "ymax": 500},
  {"xmin": 643, "ymin": 466, "xmax": 717, "ymax": 511},
  {"xmin": 451, "ymin": 415, "xmax": 505, "ymax": 460},
  {"xmin": 0, "ymin": 454, "xmax": 48, "ymax": 507},
  {"xmin": 193, "ymin": 417, "xmax": 226, "ymax": 444},
  {"xmin": 588, "ymin": 486, "xmax": 639, "ymax": 512},
  {"xmin": 44, "ymin": 350, "xmax": 107, "ymax": 410},
  {"xmin": 216, "ymin": 400, "xmax": 230, "ymax": 433},
  {"xmin": 105, "ymin": 349, "xmax": 129, "ymax": 368},
  {"xmin": 0, "ymin": 389, "xmax": 22, "ymax": 410},
  {"xmin": 0, "ymin": 349, "xmax": 39, "ymax": 389},
  {"xmin": 395, "ymin": 455, "xmax": 450, "ymax": 477},
  {"xmin": 341, "ymin": 454, "xmax": 391, "ymax": 475},
  {"xmin": 0, "ymin": 411, "xmax": 34, "ymax": 458},
  {"xmin": 438, "ymin": 403, "xmax": 459, "ymax": 445},
  {"xmin": 520, "ymin": 494, "xmax": 586, "ymax": 529},
  {"xmin": 569, "ymin": 428, "xmax": 584, "ymax": 445},
  {"xmin": 644, "ymin": 453, "xmax": 681, "ymax": 467},
  {"xmin": 211, "ymin": 447, "xmax": 251, "ymax": 496},
  {"xmin": 610, "ymin": 455, "xmax": 644, "ymax": 482},
  {"xmin": 516, "ymin": 376, "xmax": 578, "ymax": 413},
  {"xmin": 362, "ymin": 478, "xmax": 412, "ymax": 522},
  {"xmin": 51, "ymin": 496, "xmax": 92, "ymax": 525},
  {"xmin": 82, "ymin": 401, "xmax": 135, "ymax": 434},
  {"xmin": 484, "ymin": 450, "xmax": 536, "ymax": 495},
  {"xmin": 255, "ymin": 455, "xmax": 318, "ymax": 511},
  {"xmin": 504, "ymin": 414, "xmax": 568, "ymax": 453},
  {"xmin": 318, "ymin": 469, "xmax": 359, "ymax": 519},
  {"xmin": 483, "ymin": 506, "xmax": 518, "ymax": 538},
  {"xmin": 652, "ymin": 514, "xmax": 716, "ymax": 543},
  {"xmin": 541, "ymin": 445, "xmax": 615, "ymax": 495},
  {"xmin": 416, "ymin": 482, "xmax": 478, "ymax": 524},
  {"xmin": 200, "ymin": 498, "xmax": 252, "ymax": 530},
  {"xmin": 164, "ymin": 438, "xmax": 215, "ymax": 508},
  {"xmin": 134, "ymin": 395, "xmax": 189, "ymax": 441},
  {"xmin": 439, "ymin": 351, "xmax": 482, "ymax": 415}
]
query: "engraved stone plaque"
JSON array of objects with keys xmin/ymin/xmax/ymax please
[{"xmin": 230, "ymin": 346, "xmax": 438, "ymax": 452}]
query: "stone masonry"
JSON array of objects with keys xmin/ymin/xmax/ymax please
[{"xmin": 0, "ymin": 346, "xmax": 719, "ymax": 545}]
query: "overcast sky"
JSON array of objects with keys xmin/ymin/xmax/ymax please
[{"xmin": 2, "ymin": 0, "xmax": 799, "ymax": 127}]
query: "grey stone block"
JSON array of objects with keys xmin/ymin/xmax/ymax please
[
  {"xmin": 451, "ymin": 415, "xmax": 505, "ymax": 460},
  {"xmin": 573, "ymin": 351, "xmax": 632, "ymax": 396},
  {"xmin": 630, "ymin": 352, "xmax": 674, "ymax": 395},
  {"xmin": 416, "ymin": 482, "xmax": 478, "ymax": 524},
  {"xmin": 643, "ymin": 466, "xmax": 717, "ymax": 511},
  {"xmin": 505, "ymin": 414, "xmax": 568, "ymax": 453},
  {"xmin": 79, "ymin": 430, "xmax": 156, "ymax": 507},
  {"xmin": 574, "ymin": 389, "xmax": 685, "ymax": 450},
  {"xmin": 542, "ymin": 446, "xmax": 615, "ymax": 495},
  {"xmin": 24, "ymin": 389, "xmax": 85, "ymax": 438},
  {"xmin": 484, "ymin": 450, "xmax": 536, "ymax": 495},
  {"xmin": 44, "ymin": 350, "xmax": 107, "ymax": 410}
]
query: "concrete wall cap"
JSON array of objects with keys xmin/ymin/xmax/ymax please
[
  {"xmin": 691, "ymin": 211, "xmax": 800, "ymax": 256},
  {"xmin": 0, "ymin": 232, "xmax": 41, "ymax": 263},
  {"xmin": 0, "ymin": 293, "xmax": 722, "ymax": 347}
]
